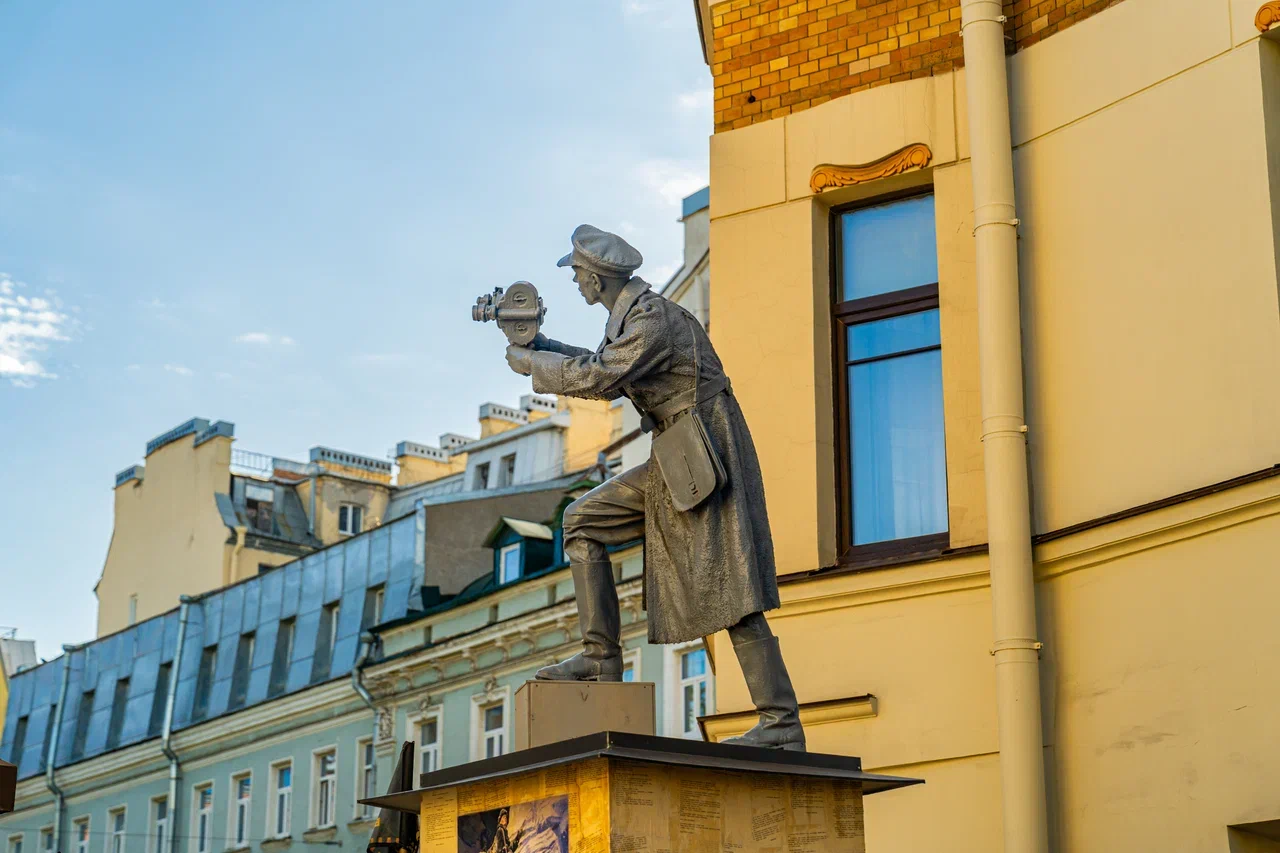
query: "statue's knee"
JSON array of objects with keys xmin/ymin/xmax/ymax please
[
  {"xmin": 561, "ymin": 496, "xmax": 589, "ymax": 536},
  {"xmin": 564, "ymin": 536, "xmax": 603, "ymax": 565}
]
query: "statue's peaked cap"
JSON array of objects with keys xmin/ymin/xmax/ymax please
[{"xmin": 556, "ymin": 224, "xmax": 643, "ymax": 276}]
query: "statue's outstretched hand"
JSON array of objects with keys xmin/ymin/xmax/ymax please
[{"xmin": 506, "ymin": 344, "xmax": 534, "ymax": 376}]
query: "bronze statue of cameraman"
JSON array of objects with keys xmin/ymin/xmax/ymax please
[{"xmin": 483, "ymin": 225, "xmax": 805, "ymax": 751}]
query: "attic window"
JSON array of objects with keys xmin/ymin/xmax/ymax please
[
  {"xmin": 338, "ymin": 504, "xmax": 364, "ymax": 536},
  {"xmin": 245, "ymin": 483, "xmax": 274, "ymax": 533}
]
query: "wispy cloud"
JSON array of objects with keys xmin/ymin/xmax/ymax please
[
  {"xmin": 235, "ymin": 332, "xmax": 296, "ymax": 346},
  {"xmin": 633, "ymin": 159, "xmax": 708, "ymax": 207},
  {"xmin": 163, "ymin": 363, "xmax": 193, "ymax": 377},
  {"xmin": 676, "ymin": 88, "xmax": 713, "ymax": 114},
  {"xmin": 0, "ymin": 273, "xmax": 75, "ymax": 387},
  {"xmin": 621, "ymin": 0, "xmax": 684, "ymax": 27},
  {"xmin": 125, "ymin": 364, "xmax": 141, "ymax": 371}
]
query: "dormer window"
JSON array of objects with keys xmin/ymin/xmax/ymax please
[
  {"xmin": 245, "ymin": 483, "xmax": 274, "ymax": 533},
  {"xmin": 338, "ymin": 503, "xmax": 364, "ymax": 536},
  {"xmin": 485, "ymin": 516, "xmax": 555, "ymax": 586}
]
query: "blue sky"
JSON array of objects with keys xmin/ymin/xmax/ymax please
[{"xmin": 0, "ymin": 1, "xmax": 712, "ymax": 661}]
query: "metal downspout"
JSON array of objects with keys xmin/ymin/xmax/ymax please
[
  {"xmin": 161, "ymin": 598, "xmax": 193, "ymax": 853},
  {"xmin": 352, "ymin": 631, "xmax": 378, "ymax": 726},
  {"xmin": 308, "ymin": 468, "xmax": 318, "ymax": 536},
  {"xmin": 959, "ymin": 2, "xmax": 1050, "ymax": 851},
  {"xmin": 45, "ymin": 646, "xmax": 75, "ymax": 852}
]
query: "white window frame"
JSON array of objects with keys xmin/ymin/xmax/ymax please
[
  {"xmin": 104, "ymin": 806, "xmax": 126, "ymax": 853},
  {"xmin": 7, "ymin": 833, "xmax": 24, "ymax": 853},
  {"xmin": 38, "ymin": 826, "xmax": 53, "ymax": 853},
  {"xmin": 469, "ymin": 685, "xmax": 512, "ymax": 762},
  {"xmin": 310, "ymin": 745, "xmax": 339, "ymax": 830},
  {"xmin": 128, "ymin": 594, "xmax": 138, "ymax": 626},
  {"xmin": 149, "ymin": 795, "xmax": 168, "ymax": 853},
  {"xmin": 498, "ymin": 543, "xmax": 521, "ymax": 584},
  {"xmin": 338, "ymin": 503, "xmax": 364, "ymax": 536},
  {"xmin": 372, "ymin": 587, "xmax": 385, "ymax": 626},
  {"xmin": 408, "ymin": 704, "xmax": 446, "ymax": 777},
  {"xmin": 621, "ymin": 647, "xmax": 642, "ymax": 683},
  {"xmin": 229, "ymin": 769, "xmax": 253, "ymax": 848},
  {"xmin": 72, "ymin": 817, "xmax": 90, "ymax": 853},
  {"xmin": 354, "ymin": 737, "xmax": 377, "ymax": 820},
  {"xmin": 266, "ymin": 758, "xmax": 293, "ymax": 839},
  {"xmin": 191, "ymin": 781, "xmax": 214, "ymax": 853},
  {"xmin": 663, "ymin": 640, "xmax": 715, "ymax": 739}
]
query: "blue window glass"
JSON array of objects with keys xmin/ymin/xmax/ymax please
[
  {"xmin": 499, "ymin": 544, "xmax": 521, "ymax": 584},
  {"xmin": 840, "ymin": 195, "xmax": 939, "ymax": 301},
  {"xmin": 848, "ymin": 327, "xmax": 947, "ymax": 544},
  {"xmin": 838, "ymin": 193, "xmax": 948, "ymax": 548}
]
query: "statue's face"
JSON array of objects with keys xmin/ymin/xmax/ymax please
[
  {"xmin": 499, "ymin": 812, "xmax": 509, "ymax": 826},
  {"xmin": 572, "ymin": 266, "xmax": 602, "ymax": 305}
]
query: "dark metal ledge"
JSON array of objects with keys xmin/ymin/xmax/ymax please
[{"xmin": 360, "ymin": 732, "xmax": 922, "ymax": 814}]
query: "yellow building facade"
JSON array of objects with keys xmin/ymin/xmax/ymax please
[{"xmin": 694, "ymin": 0, "xmax": 1280, "ymax": 850}]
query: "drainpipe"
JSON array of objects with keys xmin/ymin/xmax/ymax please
[
  {"xmin": 352, "ymin": 632, "xmax": 380, "ymax": 741},
  {"xmin": 45, "ymin": 645, "xmax": 76, "ymax": 852},
  {"xmin": 228, "ymin": 525, "xmax": 248, "ymax": 585},
  {"xmin": 352, "ymin": 631, "xmax": 383, "ymax": 800},
  {"xmin": 959, "ymin": 3, "xmax": 1050, "ymax": 852},
  {"xmin": 162, "ymin": 597, "xmax": 193, "ymax": 853},
  {"xmin": 308, "ymin": 468, "xmax": 319, "ymax": 536}
]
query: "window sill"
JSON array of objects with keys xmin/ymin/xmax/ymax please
[
  {"xmin": 781, "ymin": 539, "xmax": 988, "ymax": 584},
  {"xmin": 302, "ymin": 826, "xmax": 338, "ymax": 844},
  {"xmin": 223, "ymin": 846, "xmax": 251, "ymax": 853},
  {"xmin": 348, "ymin": 815, "xmax": 377, "ymax": 831},
  {"xmin": 261, "ymin": 838, "xmax": 293, "ymax": 853}
]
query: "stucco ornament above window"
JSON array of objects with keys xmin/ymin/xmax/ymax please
[
  {"xmin": 1257, "ymin": 1, "xmax": 1280, "ymax": 31},
  {"xmin": 809, "ymin": 143, "xmax": 934, "ymax": 194}
]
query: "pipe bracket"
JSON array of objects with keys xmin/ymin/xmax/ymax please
[{"xmin": 990, "ymin": 638, "xmax": 1044, "ymax": 656}]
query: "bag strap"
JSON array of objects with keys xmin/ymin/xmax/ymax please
[{"xmin": 688, "ymin": 310, "xmax": 704, "ymax": 405}]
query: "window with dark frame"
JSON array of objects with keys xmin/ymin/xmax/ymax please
[
  {"xmin": 268, "ymin": 618, "xmax": 295, "ymax": 698},
  {"xmin": 474, "ymin": 462, "xmax": 491, "ymax": 491},
  {"xmin": 192, "ymin": 646, "xmax": 217, "ymax": 720},
  {"xmin": 361, "ymin": 585, "xmax": 385, "ymax": 633},
  {"xmin": 833, "ymin": 192, "xmax": 949, "ymax": 562},
  {"xmin": 228, "ymin": 632, "xmax": 255, "ymax": 710},
  {"xmin": 9, "ymin": 716, "xmax": 27, "ymax": 766},
  {"xmin": 148, "ymin": 664, "xmax": 171, "ymax": 737},
  {"xmin": 498, "ymin": 453, "xmax": 516, "ymax": 487},
  {"xmin": 245, "ymin": 483, "xmax": 275, "ymax": 534},
  {"xmin": 105, "ymin": 677, "xmax": 130, "ymax": 749},
  {"xmin": 310, "ymin": 603, "xmax": 339, "ymax": 683},
  {"xmin": 70, "ymin": 691, "xmax": 94, "ymax": 760},
  {"xmin": 40, "ymin": 704, "xmax": 56, "ymax": 767}
]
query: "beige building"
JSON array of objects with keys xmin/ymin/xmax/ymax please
[
  {"xmin": 691, "ymin": 0, "xmax": 1280, "ymax": 850},
  {"xmin": 96, "ymin": 395, "xmax": 615, "ymax": 637}
]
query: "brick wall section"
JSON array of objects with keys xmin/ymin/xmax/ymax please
[{"xmin": 711, "ymin": 0, "xmax": 1128, "ymax": 132}]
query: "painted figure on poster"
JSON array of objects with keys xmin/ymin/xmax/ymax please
[
  {"xmin": 483, "ymin": 808, "xmax": 517, "ymax": 853},
  {"xmin": 458, "ymin": 796, "xmax": 567, "ymax": 853},
  {"xmin": 500, "ymin": 225, "xmax": 806, "ymax": 751}
]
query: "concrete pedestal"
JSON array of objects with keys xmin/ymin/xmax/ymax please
[
  {"xmin": 362, "ymin": 732, "xmax": 922, "ymax": 852},
  {"xmin": 515, "ymin": 680, "xmax": 656, "ymax": 750}
]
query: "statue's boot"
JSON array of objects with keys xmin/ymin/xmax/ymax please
[
  {"xmin": 722, "ymin": 637, "xmax": 806, "ymax": 751},
  {"xmin": 535, "ymin": 561, "xmax": 623, "ymax": 682}
]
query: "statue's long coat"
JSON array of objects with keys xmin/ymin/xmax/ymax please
[{"xmin": 531, "ymin": 278, "xmax": 779, "ymax": 644}]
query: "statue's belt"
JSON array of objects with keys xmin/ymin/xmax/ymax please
[{"xmin": 639, "ymin": 375, "xmax": 731, "ymax": 434}]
